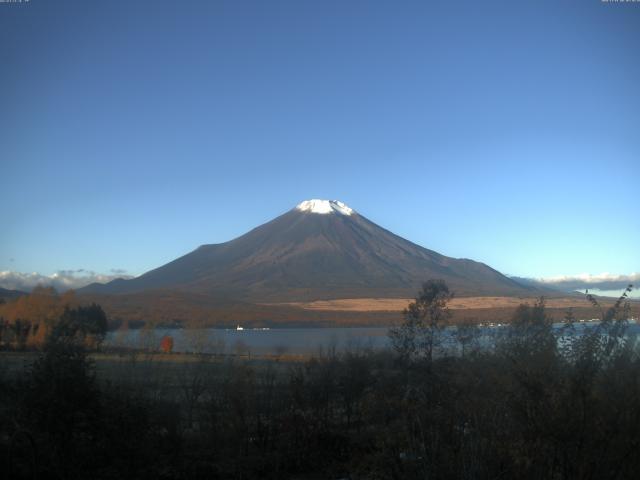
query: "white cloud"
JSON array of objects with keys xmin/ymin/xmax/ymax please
[
  {"xmin": 537, "ymin": 273, "xmax": 638, "ymax": 284},
  {"xmin": 536, "ymin": 272, "xmax": 639, "ymax": 286},
  {"xmin": 0, "ymin": 269, "xmax": 133, "ymax": 292},
  {"xmin": 522, "ymin": 273, "xmax": 639, "ymax": 297}
]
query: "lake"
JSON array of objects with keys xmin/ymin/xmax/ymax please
[{"xmin": 105, "ymin": 321, "xmax": 640, "ymax": 355}]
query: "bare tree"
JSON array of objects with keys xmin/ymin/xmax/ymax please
[{"xmin": 389, "ymin": 279, "xmax": 453, "ymax": 362}]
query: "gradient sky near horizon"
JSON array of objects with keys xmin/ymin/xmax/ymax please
[{"xmin": 1, "ymin": 0, "xmax": 639, "ymax": 284}]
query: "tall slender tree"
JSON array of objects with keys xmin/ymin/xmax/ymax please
[{"xmin": 389, "ymin": 279, "xmax": 453, "ymax": 362}]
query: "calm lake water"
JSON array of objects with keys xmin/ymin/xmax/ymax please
[{"xmin": 105, "ymin": 322, "xmax": 640, "ymax": 355}]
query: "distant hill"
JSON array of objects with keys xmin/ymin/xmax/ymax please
[
  {"xmin": 0, "ymin": 287, "xmax": 27, "ymax": 302},
  {"xmin": 80, "ymin": 199, "xmax": 539, "ymax": 302}
]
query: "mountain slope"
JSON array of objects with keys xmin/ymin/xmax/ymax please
[{"xmin": 80, "ymin": 199, "xmax": 535, "ymax": 301}]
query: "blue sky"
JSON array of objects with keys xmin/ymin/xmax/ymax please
[{"xmin": 1, "ymin": 0, "xmax": 639, "ymax": 288}]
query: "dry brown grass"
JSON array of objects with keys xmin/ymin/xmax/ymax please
[{"xmin": 267, "ymin": 296, "xmax": 622, "ymax": 312}]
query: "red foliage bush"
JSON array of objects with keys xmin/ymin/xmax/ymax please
[{"xmin": 160, "ymin": 335, "xmax": 174, "ymax": 353}]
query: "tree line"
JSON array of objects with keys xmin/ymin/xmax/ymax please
[{"xmin": 0, "ymin": 287, "xmax": 108, "ymax": 350}]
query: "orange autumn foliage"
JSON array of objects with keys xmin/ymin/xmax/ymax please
[
  {"xmin": 160, "ymin": 335, "xmax": 174, "ymax": 353},
  {"xmin": 0, "ymin": 287, "xmax": 77, "ymax": 348}
]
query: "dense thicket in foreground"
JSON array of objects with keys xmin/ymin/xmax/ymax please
[{"xmin": 1, "ymin": 289, "xmax": 639, "ymax": 479}]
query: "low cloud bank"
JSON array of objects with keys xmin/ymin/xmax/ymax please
[
  {"xmin": 535, "ymin": 272, "xmax": 639, "ymax": 292},
  {"xmin": 0, "ymin": 269, "xmax": 134, "ymax": 293}
]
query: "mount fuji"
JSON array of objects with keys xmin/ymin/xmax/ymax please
[{"xmin": 80, "ymin": 199, "xmax": 533, "ymax": 301}]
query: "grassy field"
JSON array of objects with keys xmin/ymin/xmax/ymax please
[
  {"xmin": 265, "ymin": 295, "xmax": 640, "ymax": 326},
  {"xmin": 268, "ymin": 295, "xmax": 614, "ymax": 311},
  {"xmin": 0, "ymin": 350, "xmax": 305, "ymax": 384}
]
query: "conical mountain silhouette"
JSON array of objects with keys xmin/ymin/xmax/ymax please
[{"xmin": 80, "ymin": 199, "xmax": 532, "ymax": 301}]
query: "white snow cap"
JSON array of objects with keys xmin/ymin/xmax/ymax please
[{"xmin": 296, "ymin": 199, "xmax": 354, "ymax": 216}]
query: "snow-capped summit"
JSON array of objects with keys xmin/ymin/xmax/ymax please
[{"xmin": 296, "ymin": 199, "xmax": 354, "ymax": 216}]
